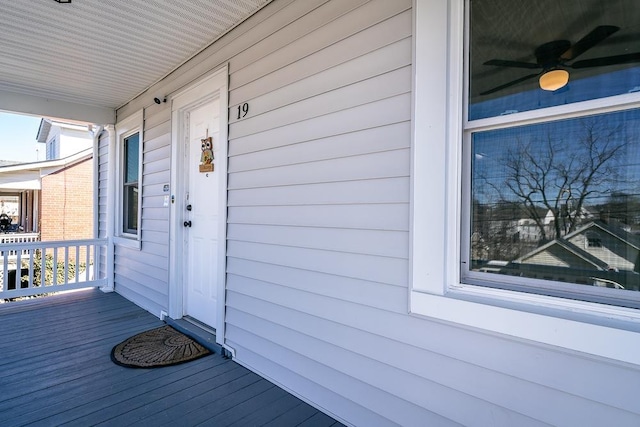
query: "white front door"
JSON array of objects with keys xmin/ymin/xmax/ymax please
[
  {"xmin": 183, "ymin": 99, "xmax": 220, "ymax": 328},
  {"xmin": 170, "ymin": 70, "xmax": 228, "ymax": 333}
]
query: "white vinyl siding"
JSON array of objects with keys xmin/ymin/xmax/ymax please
[{"xmin": 109, "ymin": 0, "xmax": 640, "ymax": 425}]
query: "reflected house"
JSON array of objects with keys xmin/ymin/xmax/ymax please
[{"xmin": 512, "ymin": 220, "xmax": 640, "ymax": 289}]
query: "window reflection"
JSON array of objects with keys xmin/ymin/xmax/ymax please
[
  {"xmin": 470, "ymin": 109, "xmax": 640, "ymax": 292},
  {"xmin": 469, "ymin": 0, "xmax": 640, "ymax": 120}
]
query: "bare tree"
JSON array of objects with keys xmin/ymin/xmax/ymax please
[{"xmin": 482, "ymin": 118, "xmax": 627, "ymax": 241}]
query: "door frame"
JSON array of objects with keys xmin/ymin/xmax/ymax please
[{"xmin": 168, "ymin": 66, "xmax": 228, "ymax": 345}]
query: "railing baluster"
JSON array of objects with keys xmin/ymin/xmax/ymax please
[
  {"xmin": 15, "ymin": 252, "xmax": 22, "ymax": 290},
  {"xmin": 41, "ymin": 248, "xmax": 46, "ymax": 288},
  {"xmin": 28, "ymin": 248, "xmax": 34, "ymax": 288},
  {"xmin": 74, "ymin": 245, "xmax": 80, "ymax": 283},
  {"xmin": 64, "ymin": 246, "xmax": 69, "ymax": 286},
  {"xmin": 95, "ymin": 245, "xmax": 102, "ymax": 278},
  {"xmin": 2, "ymin": 251, "xmax": 7, "ymax": 292},
  {"xmin": 53, "ymin": 247, "xmax": 58, "ymax": 286},
  {"xmin": 84, "ymin": 245, "xmax": 93, "ymax": 282}
]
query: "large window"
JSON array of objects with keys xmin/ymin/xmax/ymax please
[
  {"xmin": 411, "ymin": 0, "xmax": 640, "ymax": 366},
  {"xmin": 463, "ymin": 0, "xmax": 640, "ymax": 306},
  {"xmin": 122, "ymin": 132, "xmax": 140, "ymax": 235}
]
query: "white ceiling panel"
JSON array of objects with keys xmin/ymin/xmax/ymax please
[{"xmin": 0, "ymin": 0, "xmax": 270, "ymax": 117}]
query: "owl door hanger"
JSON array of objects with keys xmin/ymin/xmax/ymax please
[{"xmin": 199, "ymin": 129, "xmax": 214, "ymax": 173}]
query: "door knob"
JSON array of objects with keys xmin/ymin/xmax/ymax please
[{"xmin": 183, "ymin": 221, "xmax": 192, "ymax": 227}]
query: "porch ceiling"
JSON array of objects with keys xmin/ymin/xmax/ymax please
[{"xmin": 0, "ymin": 0, "xmax": 270, "ymax": 123}]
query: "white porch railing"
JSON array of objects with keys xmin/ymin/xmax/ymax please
[
  {"xmin": 0, "ymin": 238, "xmax": 108, "ymax": 299},
  {"xmin": 0, "ymin": 233, "xmax": 40, "ymax": 256}
]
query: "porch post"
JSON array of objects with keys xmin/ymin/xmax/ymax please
[{"xmin": 100, "ymin": 124, "xmax": 116, "ymax": 293}]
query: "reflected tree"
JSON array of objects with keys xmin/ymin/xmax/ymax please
[{"xmin": 486, "ymin": 118, "xmax": 628, "ymax": 241}]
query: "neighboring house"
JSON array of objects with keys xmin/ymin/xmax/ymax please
[
  {"xmin": 2, "ymin": 1, "xmax": 640, "ymax": 426},
  {"xmin": 36, "ymin": 118, "xmax": 93, "ymax": 161},
  {"xmin": 39, "ymin": 154, "xmax": 94, "ymax": 242},
  {"xmin": 519, "ymin": 220, "xmax": 640, "ymax": 272},
  {"xmin": 0, "ymin": 149, "xmax": 93, "ymax": 240},
  {"xmin": 511, "ymin": 221, "xmax": 640, "ymax": 289},
  {"xmin": 36, "ymin": 120, "xmax": 94, "ymax": 242}
]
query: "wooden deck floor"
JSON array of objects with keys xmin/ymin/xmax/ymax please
[{"xmin": 0, "ymin": 289, "xmax": 342, "ymax": 426}]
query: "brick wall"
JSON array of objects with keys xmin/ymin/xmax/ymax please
[{"xmin": 40, "ymin": 157, "xmax": 94, "ymax": 243}]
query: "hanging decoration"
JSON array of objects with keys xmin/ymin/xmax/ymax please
[{"xmin": 199, "ymin": 130, "xmax": 214, "ymax": 173}]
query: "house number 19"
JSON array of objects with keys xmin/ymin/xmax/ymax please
[{"xmin": 236, "ymin": 103, "xmax": 249, "ymax": 119}]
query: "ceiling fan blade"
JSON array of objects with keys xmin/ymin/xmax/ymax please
[
  {"xmin": 571, "ymin": 52, "xmax": 640, "ymax": 68},
  {"xmin": 484, "ymin": 59, "xmax": 540, "ymax": 69},
  {"xmin": 561, "ymin": 25, "xmax": 620, "ymax": 61},
  {"xmin": 480, "ymin": 73, "xmax": 540, "ymax": 96}
]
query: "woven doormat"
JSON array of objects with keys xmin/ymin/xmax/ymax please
[{"xmin": 111, "ymin": 325, "xmax": 210, "ymax": 368}]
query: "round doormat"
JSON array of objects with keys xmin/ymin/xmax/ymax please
[{"xmin": 111, "ymin": 325, "xmax": 211, "ymax": 368}]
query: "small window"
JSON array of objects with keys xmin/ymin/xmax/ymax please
[
  {"xmin": 462, "ymin": 0, "xmax": 640, "ymax": 306},
  {"xmin": 46, "ymin": 137, "xmax": 58, "ymax": 160},
  {"xmin": 587, "ymin": 235, "xmax": 603, "ymax": 248},
  {"xmin": 122, "ymin": 132, "xmax": 140, "ymax": 235}
]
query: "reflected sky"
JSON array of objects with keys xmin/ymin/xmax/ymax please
[
  {"xmin": 470, "ymin": 67, "xmax": 640, "ymax": 120},
  {"xmin": 472, "ymin": 108, "xmax": 640, "ymax": 206}
]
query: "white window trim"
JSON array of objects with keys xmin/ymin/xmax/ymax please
[
  {"xmin": 410, "ymin": 0, "xmax": 640, "ymax": 366},
  {"xmin": 114, "ymin": 111, "xmax": 143, "ymax": 249}
]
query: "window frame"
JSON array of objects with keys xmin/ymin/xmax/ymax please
[
  {"xmin": 122, "ymin": 132, "xmax": 140, "ymax": 235},
  {"xmin": 114, "ymin": 111, "xmax": 143, "ymax": 248},
  {"xmin": 47, "ymin": 136, "xmax": 58, "ymax": 160},
  {"xmin": 410, "ymin": 0, "xmax": 640, "ymax": 366}
]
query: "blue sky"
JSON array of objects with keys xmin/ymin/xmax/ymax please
[{"xmin": 0, "ymin": 112, "xmax": 44, "ymax": 163}]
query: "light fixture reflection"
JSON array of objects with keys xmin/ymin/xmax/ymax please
[{"xmin": 539, "ymin": 69, "xmax": 569, "ymax": 91}]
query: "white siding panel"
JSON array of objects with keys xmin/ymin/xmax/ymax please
[
  {"xmin": 229, "ymin": 267, "xmax": 640, "ymax": 421},
  {"xmin": 228, "ymin": 177, "xmax": 409, "ymax": 207},
  {"xmin": 226, "ymin": 321, "xmax": 523, "ymax": 427},
  {"xmin": 227, "ymin": 240, "xmax": 407, "ymax": 287},
  {"xmin": 229, "ymin": 203, "xmax": 409, "ymax": 231},
  {"xmin": 229, "ymin": 122, "xmax": 410, "ymax": 172},
  {"xmin": 143, "ymin": 171, "xmax": 170, "ymax": 186},
  {"xmin": 141, "ymin": 229, "xmax": 169, "ymax": 246},
  {"xmin": 226, "ymin": 297, "xmax": 640, "ymax": 427},
  {"xmin": 143, "ymin": 120, "xmax": 170, "ymax": 143},
  {"xmin": 115, "ymin": 248, "xmax": 168, "ymax": 283},
  {"xmin": 142, "ymin": 218, "xmax": 168, "ymax": 232},
  {"xmin": 141, "ymin": 241, "xmax": 169, "ymax": 259},
  {"xmin": 143, "ymin": 132, "xmax": 170, "ymax": 153},
  {"xmin": 142, "ymin": 157, "xmax": 171, "ymax": 176},
  {"xmin": 143, "ymin": 142, "xmax": 170, "ymax": 164},
  {"xmin": 228, "ymin": 93, "xmax": 411, "ymax": 156},
  {"xmin": 229, "ymin": 149, "xmax": 409, "ymax": 189},
  {"xmin": 228, "ymin": 223, "xmax": 408, "ymax": 258},
  {"xmin": 229, "ymin": 66, "xmax": 410, "ymax": 139},
  {"xmin": 230, "ymin": 11, "xmax": 412, "ymax": 106},
  {"xmin": 230, "ymin": 38, "xmax": 411, "ymax": 120},
  {"xmin": 142, "ymin": 207, "xmax": 169, "ymax": 222},
  {"xmin": 115, "ymin": 278, "xmax": 165, "ymax": 318},
  {"xmin": 143, "ymin": 106, "xmax": 169, "ymax": 131},
  {"xmin": 228, "ymin": 340, "xmax": 403, "ymax": 427},
  {"xmin": 227, "ymin": 258, "xmax": 407, "ymax": 313},
  {"xmin": 230, "ymin": 0, "xmax": 368, "ymax": 73},
  {"xmin": 230, "ymin": 0, "xmax": 410, "ymax": 89},
  {"xmin": 142, "ymin": 193, "xmax": 170, "ymax": 210}
]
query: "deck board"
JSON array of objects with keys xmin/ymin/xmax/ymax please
[{"xmin": 0, "ymin": 289, "xmax": 343, "ymax": 427}]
